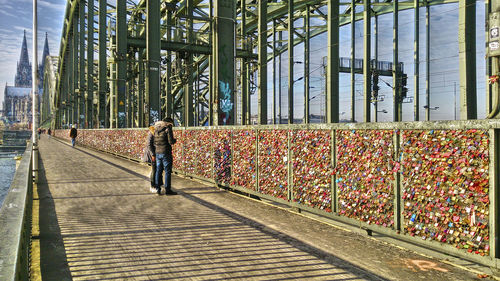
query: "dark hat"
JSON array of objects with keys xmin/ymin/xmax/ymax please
[{"xmin": 163, "ymin": 117, "xmax": 174, "ymax": 124}]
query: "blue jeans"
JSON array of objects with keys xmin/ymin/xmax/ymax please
[
  {"xmin": 155, "ymin": 153, "xmax": 172, "ymax": 190},
  {"xmin": 71, "ymin": 138, "xmax": 76, "ymax": 147}
]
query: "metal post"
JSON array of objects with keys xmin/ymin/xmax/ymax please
[
  {"xmin": 288, "ymin": 0, "xmax": 294, "ymax": 124},
  {"xmin": 363, "ymin": 0, "xmax": 371, "ymax": 123},
  {"xmin": 393, "ymin": 0, "xmax": 400, "ymax": 122},
  {"xmin": 425, "ymin": 0, "xmax": 430, "ymax": 121},
  {"xmin": 241, "ymin": 0, "xmax": 247, "ymax": 125},
  {"xmin": 87, "ymin": 0, "xmax": 94, "ymax": 127},
  {"xmin": 458, "ymin": 0, "xmax": 477, "ymax": 120},
  {"xmin": 374, "ymin": 7, "xmax": 378, "ymax": 122},
  {"xmin": 273, "ymin": 20, "xmax": 277, "ymax": 124},
  {"xmin": 116, "ymin": 0, "xmax": 127, "ymax": 127},
  {"xmin": 166, "ymin": 13, "xmax": 173, "ymax": 118},
  {"xmin": 258, "ymin": 0, "xmax": 267, "ymax": 125},
  {"xmin": 279, "ymin": 31, "xmax": 283, "ymax": 124},
  {"xmin": 214, "ymin": 0, "xmax": 236, "ymax": 125},
  {"xmin": 73, "ymin": 15, "xmax": 78, "ymax": 125},
  {"xmin": 327, "ymin": 0, "xmax": 340, "ymax": 123},
  {"xmin": 79, "ymin": 2, "xmax": 85, "ymax": 128},
  {"xmin": 146, "ymin": 0, "xmax": 161, "ymax": 125},
  {"xmin": 185, "ymin": 0, "xmax": 194, "ymax": 126},
  {"xmin": 304, "ymin": 5, "xmax": 310, "ymax": 124},
  {"xmin": 351, "ymin": 0, "xmax": 356, "ymax": 122},
  {"xmin": 32, "ymin": 0, "xmax": 38, "ymax": 183},
  {"xmin": 98, "ymin": 0, "xmax": 107, "ymax": 128},
  {"xmin": 414, "ymin": 0, "xmax": 420, "ymax": 121},
  {"xmin": 138, "ymin": 49, "xmax": 145, "ymax": 126}
]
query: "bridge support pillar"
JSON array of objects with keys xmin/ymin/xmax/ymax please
[
  {"xmin": 459, "ymin": 0, "xmax": 477, "ymax": 120},
  {"xmin": 146, "ymin": 0, "xmax": 161, "ymax": 125},
  {"xmin": 327, "ymin": 0, "xmax": 339, "ymax": 123}
]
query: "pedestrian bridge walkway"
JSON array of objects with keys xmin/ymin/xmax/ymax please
[{"xmin": 32, "ymin": 134, "xmax": 491, "ymax": 280}]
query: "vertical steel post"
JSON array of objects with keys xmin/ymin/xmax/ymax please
[
  {"xmin": 185, "ymin": 0, "xmax": 194, "ymax": 126},
  {"xmin": 350, "ymin": 0, "xmax": 356, "ymax": 122},
  {"xmin": 80, "ymin": 2, "xmax": 86, "ymax": 128},
  {"xmin": 327, "ymin": 0, "xmax": 340, "ymax": 123},
  {"xmin": 273, "ymin": 20, "xmax": 277, "ymax": 124},
  {"xmin": 288, "ymin": 0, "xmax": 294, "ymax": 124},
  {"xmin": 166, "ymin": 12, "xmax": 173, "ymax": 119},
  {"xmin": 32, "ymin": 0, "xmax": 38, "ymax": 183},
  {"xmin": 363, "ymin": 0, "xmax": 371, "ymax": 123},
  {"xmin": 258, "ymin": 0, "xmax": 267, "ymax": 125},
  {"xmin": 73, "ymin": 15, "xmax": 78, "ymax": 125},
  {"xmin": 279, "ymin": 31, "xmax": 283, "ymax": 124},
  {"xmin": 304, "ymin": 5, "xmax": 310, "ymax": 124},
  {"xmin": 98, "ymin": 0, "xmax": 107, "ymax": 128},
  {"xmin": 240, "ymin": 0, "xmax": 248, "ymax": 125},
  {"xmin": 138, "ymin": 49, "xmax": 145, "ymax": 126},
  {"xmin": 146, "ymin": 0, "xmax": 161, "ymax": 124},
  {"xmin": 425, "ymin": 0, "xmax": 430, "ymax": 121},
  {"xmin": 214, "ymin": 0, "xmax": 236, "ymax": 125},
  {"xmin": 87, "ymin": 0, "xmax": 94, "ymax": 127},
  {"xmin": 116, "ymin": 0, "xmax": 127, "ymax": 127},
  {"xmin": 414, "ymin": 0, "xmax": 420, "ymax": 121},
  {"xmin": 458, "ymin": 0, "xmax": 477, "ymax": 120},
  {"xmin": 393, "ymin": 0, "xmax": 400, "ymax": 122},
  {"xmin": 374, "ymin": 5, "xmax": 378, "ymax": 122}
]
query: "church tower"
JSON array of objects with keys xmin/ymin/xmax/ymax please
[
  {"xmin": 38, "ymin": 32, "xmax": 50, "ymax": 91},
  {"xmin": 14, "ymin": 30, "xmax": 32, "ymax": 88}
]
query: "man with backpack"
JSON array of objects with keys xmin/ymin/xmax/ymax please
[{"xmin": 153, "ymin": 117, "xmax": 177, "ymax": 195}]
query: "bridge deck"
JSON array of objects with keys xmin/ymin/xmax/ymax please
[{"xmin": 36, "ymin": 136, "xmax": 487, "ymax": 280}]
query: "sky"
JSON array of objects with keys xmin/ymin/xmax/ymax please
[{"xmin": 0, "ymin": 0, "xmax": 66, "ymax": 106}]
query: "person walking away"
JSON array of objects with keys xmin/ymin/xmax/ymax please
[
  {"xmin": 142, "ymin": 126, "xmax": 162, "ymax": 193},
  {"xmin": 69, "ymin": 125, "xmax": 78, "ymax": 147},
  {"xmin": 154, "ymin": 117, "xmax": 177, "ymax": 195},
  {"xmin": 47, "ymin": 128, "xmax": 51, "ymax": 139}
]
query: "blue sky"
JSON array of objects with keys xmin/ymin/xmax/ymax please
[{"xmin": 0, "ymin": 0, "xmax": 66, "ymax": 105}]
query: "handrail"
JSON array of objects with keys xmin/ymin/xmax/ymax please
[{"xmin": 0, "ymin": 143, "xmax": 33, "ymax": 281}]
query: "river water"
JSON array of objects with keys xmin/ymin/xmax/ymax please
[{"xmin": 0, "ymin": 153, "xmax": 17, "ymax": 208}]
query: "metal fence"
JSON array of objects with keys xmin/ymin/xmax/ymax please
[
  {"xmin": 54, "ymin": 120, "xmax": 500, "ymax": 268},
  {"xmin": 0, "ymin": 143, "xmax": 33, "ymax": 281}
]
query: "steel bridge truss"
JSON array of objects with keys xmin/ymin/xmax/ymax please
[{"xmin": 49, "ymin": 0, "xmax": 484, "ymax": 129}]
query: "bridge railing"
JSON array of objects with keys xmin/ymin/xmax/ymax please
[
  {"xmin": 54, "ymin": 120, "xmax": 500, "ymax": 268},
  {"xmin": 0, "ymin": 143, "xmax": 33, "ymax": 281}
]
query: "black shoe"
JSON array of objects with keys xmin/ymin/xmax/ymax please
[
  {"xmin": 156, "ymin": 188, "xmax": 162, "ymax": 195},
  {"xmin": 164, "ymin": 189, "xmax": 177, "ymax": 195}
]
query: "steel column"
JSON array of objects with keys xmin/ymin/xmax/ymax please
[
  {"xmin": 458, "ymin": 0, "xmax": 477, "ymax": 120},
  {"xmin": 87, "ymin": 0, "xmax": 94, "ymax": 127},
  {"xmin": 273, "ymin": 20, "xmax": 277, "ymax": 124},
  {"xmin": 351, "ymin": 0, "xmax": 356, "ymax": 122},
  {"xmin": 241, "ymin": 0, "xmax": 248, "ymax": 125},
  {"xmin": 258, "ymin": 0, "xmax": 267, "ymax": 125},
  {"xmin": 304, "ymin": 5, "xmax": 310, "ymax": 124},
  {"xmin": 425, "ymin": 1, "xmax": 430, "ymax": 121},
  {"xmin": 72, "ymin": 15, "xmax": 78, "ymax": 125},
  {"xmin": 393, "ymin": 0, "xmax": 400, "ymax": 122},
  {"xmin": 288, "ymin": 0, "xmax": 294, "ymax": 124},
  {"xmin": 185, "ymin": 0, "xmax": 194, "ymax": 126},
  {"xmin": 214, "ymin": 0, "xmax": 236, "ymax": 125},
  {"xmin": 116, "ymin": 0, "xmax": 127, "ymax": 127},
  {"xmin": 166, "ymin": 12, "xmax": 173, "ymax": 119},
  {"xmin": 146, "ymin": 0, "xmax": 161, "ymax": 125},
  {"xmin": 414, "ymin": 0, "xmax": 420, "ymax": 121},
  {"xmin": 363, "ymin": 0, "xmax": 371, "ymax": 123},
  {"xmin": 98, "ymin": 0, "xmax": 107, "ymax": 128},
  {"xmin": 327, "ymin": 0, "xmax": 339, "ymax": 123},
  {"xmin": 79, "ymin": 2, "xmax": 86, "ymax": 128}
]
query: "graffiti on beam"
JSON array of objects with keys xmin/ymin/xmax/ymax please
[{"xmin": 219, "ymin": 80, "xmax": 233, "ymax": 125}]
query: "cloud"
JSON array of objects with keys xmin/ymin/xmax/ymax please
[{"xmin": 39, "ymin": 0, "xmax": 66, "ymax": 12}]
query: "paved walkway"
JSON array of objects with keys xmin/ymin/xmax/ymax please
[{"xmin": 36, "ymin": 136, "xmax": 494, "ymax": 280}]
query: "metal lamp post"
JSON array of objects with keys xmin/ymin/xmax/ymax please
[{"xmin": 32, "ymin": 0, "xmax": 38, "ymax": 183}]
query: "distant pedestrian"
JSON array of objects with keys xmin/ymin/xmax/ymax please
[
  {"xmin": 142, "ymin": 126, "xmax": 162, "ymax": 193},
  {"xmin": 153, "ymin": 117, "xmax": 177, "ymax": 195},
  {"xmin": 37, "ymin": 128, "xmax": 41, "ymax": 139},
  {"xmin": 69, "ymin": 125, "xmax": 77, "ymax": 147},
  {"xmin": 47, "ymin": 128, "xmax": 51, "ymax": 139}
]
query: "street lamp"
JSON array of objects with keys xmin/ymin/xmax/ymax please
[
  {"xmin": 377, "ymin": 109, "xmax": 388, "ymax": 113},
  {"xmin": 423, "ymin": 105, "xmax": 439, "ymax": 110}
]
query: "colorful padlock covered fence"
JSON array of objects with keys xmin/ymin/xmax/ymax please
[{"xmin": 53, "ymin": 125, "xmax": 495, "ymax": 263}]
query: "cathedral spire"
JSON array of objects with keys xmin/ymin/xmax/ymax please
[{"xmin": 15, "ymin": 30, "xmax": 32, "ymax": 88}]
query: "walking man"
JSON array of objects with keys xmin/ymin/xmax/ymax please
[
  {"xmin": 69, "ymin": 125, "xmax": 77, "ymax": 147},
  {"xmin": 153, "ymin": 117, "xmax": 177, "ymax": 195}
]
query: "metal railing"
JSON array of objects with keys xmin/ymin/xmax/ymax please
[
  {"xmin": 54, "ymin": 120, "xmax": 500, "ymax": 268},
  {"xmin": 0, "ymin": 143, "xmax": 33, "ymax": 281}
]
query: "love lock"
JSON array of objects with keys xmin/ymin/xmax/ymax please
[{"xmin": 488, "ymin": 75, "xmax": 499, "ymax": 84}]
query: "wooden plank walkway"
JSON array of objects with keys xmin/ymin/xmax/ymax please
[{"xmin": 35, "ymin": 136, "xmax": 490, "ymax": 280}]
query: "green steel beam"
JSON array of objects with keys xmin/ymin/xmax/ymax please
[
  {"xmin": 363, "ymin": 0, "xmax": 371, "ymax": 123},
  {"xmin": 259, "ymin": 0, "xmax": 268, "ymax": 125},
  {"xmin": 350, "ymin": 0, "xmax": 355, "ymax": 122},
  {"xmin": 272, "ymin": 20, "xmax": 277, "ymax": 124},
  {"xmin": 288, "ymin": 0, "xmax": 294, "ymax": 124},
  {"xmin": 214, "ymin": 0, "xmax": 236, "ymax": 125},
  {"xmin": 116, "ymin": 0, "xmax": 127, "ymax": 127},
  {"xmin": 241, "ymin": 0, "xmax": 248, "ymax": 125},
  {"xmin": 393, "ymin": 0, "xmax": 400, "ymax": 122},
  {"xmin": 166, "ymin": 12, "xmax": 173, "ymax": 119},
  {"xmin": 98, "ymin": 0, "xmax": 107, "ymax": 128},
  {"xmin": 185, "ymin": 0, "xmax": 194, "ymax": 126},
  {"xmin": 146, "ymin": 0, "xmax": 161, "ymax": 125},
  {"xmin": 327, "ymin": 0, "xmax": 339, "ymax": 123},
  {"xmin": 426, "ymin": 1, "xmax": 430, "ymax": 121},
  {"xmin": 414, "ymin": 0, "xmax": 419, "ymax": 121},
  {"xmin": 458, "ymin": 0, "xmax": 477, "ymax": 120},
  {"xmin": 73, "ymin": 14, "xmax": 78, "ymax": 125},
  {"xmin": 87, "ymin": 0, "xmax": 94, "ymax": 128},
  {"xmin": 304, "ymin": 5, "xmax": 310, "ymax": 124},
  {"xmin": 79, "ymin": 2, "xmax": 85, "ymax": 128}
]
